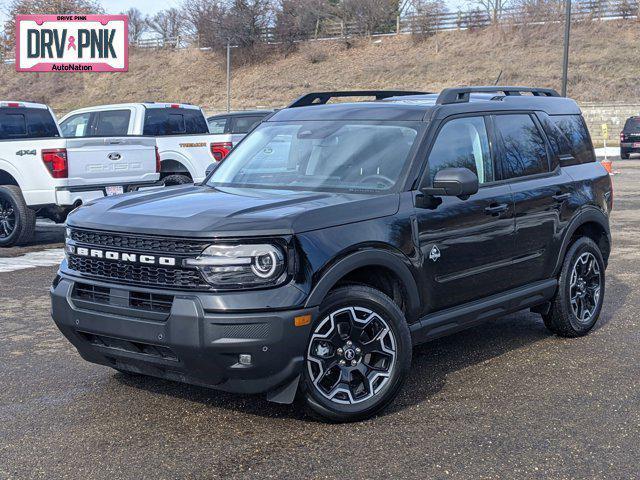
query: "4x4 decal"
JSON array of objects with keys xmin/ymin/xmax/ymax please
[{"xmin": 16, "ymin": 149, "xmax": 36, "ymax": 156}]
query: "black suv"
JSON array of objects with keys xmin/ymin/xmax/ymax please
[
  {"xmin": 51, "ymin": 87, "xmax": 612, "ymax": 422},
  {"xmin": 620, "ymin": 116, "xmax": 640, "ymax": 159}
]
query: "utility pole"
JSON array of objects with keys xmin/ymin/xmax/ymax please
[
  {"xmin": 561, "ymin": 0, "xmax": 572, "ymax": 97},
  {"xmin": 226, "ymin": 42, "xmax": 231, "ymax": 113}
]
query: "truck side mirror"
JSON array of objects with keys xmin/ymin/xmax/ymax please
[{"xmin": 421, "ymin": 167, "xmax": 479, "ymax": 199}]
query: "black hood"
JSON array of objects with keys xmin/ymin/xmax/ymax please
[{"xmin": 68, "ymin": 185, "xmax": 400, "ymax": 238}]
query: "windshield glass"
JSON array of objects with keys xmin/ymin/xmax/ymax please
[{"xmin": 207, "ymin": 121, "xmax": 421, "ymax": 193}]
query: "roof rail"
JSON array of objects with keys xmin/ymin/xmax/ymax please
[
  {"xmin": 436, "ymin": 86, "xmax": 561, "ymax": 105},
  {"xmin": 288, "ymin": 90, "xmax": 429, "ymax": 108}
]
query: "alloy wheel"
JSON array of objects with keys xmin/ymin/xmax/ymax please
[
  {"xmin": 569, "ymin": 252, "xmax": 602, "ymax": 323},
  {"xmin": 0, "ymin": 197, "xmax": 16, "ymax": 239},
  {"xmin": 306, "ymin": 306, "xmax": 397, "ymax": 405}
]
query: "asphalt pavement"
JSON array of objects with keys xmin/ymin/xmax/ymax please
[{"xmin": 0, "ymin": 160, "xmax": 638, "ymax": 479}]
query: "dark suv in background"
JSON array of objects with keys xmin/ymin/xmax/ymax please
[
  {"xmin": 620, "ymin": 116, "xmax": 640, "ymax": 159},
  {"xmin": 51, "ymin": 87, "xmax": 612, "ymax": 422}
]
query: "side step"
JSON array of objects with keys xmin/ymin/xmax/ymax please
[{"xmin": 410, "ymin": 279, "xmax": 558, "ymax": 345}]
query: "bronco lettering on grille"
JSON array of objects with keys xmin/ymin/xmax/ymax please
[{"xmin": 69, "ymin": 246, "xmax": 176, "ymax": 266}]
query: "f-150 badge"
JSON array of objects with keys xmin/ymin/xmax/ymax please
[{"xmin": 429, "ymin": 245, "xmax": 441, "ymax": 262}]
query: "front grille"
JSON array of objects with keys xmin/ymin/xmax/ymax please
[
  {"xmin": 69, "ymin": 228, "xmax": 209, "ymax": 255},
  {"xmin": 72, "ymin": 282, "xmax": 174, "ymax": 314},
  {"xmin": 68, "ymin": 255, "xmax": 209, "ymax": 290},
  {"xmin": 67, "ymin": 228, "xmax": 211, "ymax": 290},
  {"xmin": 79, "ymin": 332, "xmax": 178, "ymax": 361}
]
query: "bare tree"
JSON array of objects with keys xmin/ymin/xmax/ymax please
[
  {"xmin": 147, "ymin": 8, "xmax": 185, "ymax": 46},
  {"xmin": 4, "ymin": 0, "xmax": 103, "ymax": 44},
  {"xmin": 407, "ymin": 0, "xmax": 448, "ymax": 40},
  {"xmin": 274, "ymin": 0, "xmax": 333, "ymax": 51},
  {"xmin": 123, "ymin": 7, "xmax": 147, "ymax": 45},
  {"xmin": 182, "ymin": 0, "xmax": 227, "ymax": 49},
  {"xmin": 473, "ymin": 0, "xmax": 510, "ymax": 24},
  {"xmin": 342, "ymin": 0, "xmax": 398, "ymax": 35},
  {"xmin": 223, "ymin": 0, "xmax": 272, "ymax": 49}
]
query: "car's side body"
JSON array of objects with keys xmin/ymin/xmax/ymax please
[{"xmin": 51, "ymin": 88, "xmax": 612, "ymax": 418}]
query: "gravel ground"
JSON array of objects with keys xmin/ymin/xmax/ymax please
[{"xmin": 0, "ymin": 160, "xmax": 638, "ymax": 479}]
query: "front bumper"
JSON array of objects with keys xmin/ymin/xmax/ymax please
[{"xmin": 51, "ymin": 275, "xmax": 317, "ymax": 398}]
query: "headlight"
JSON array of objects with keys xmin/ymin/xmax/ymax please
[{"xmin": 184, "ymin": 244, "xmax": 286, "ymax": 288}]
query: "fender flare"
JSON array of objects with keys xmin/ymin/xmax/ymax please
[
  {"xmin": 304, "ymin": 249, "xmax": 421, "ymax": 321},
  {"xmin": 159, "ymin": 151, "xmax": 198, "ymax": 179},
  {"xmin": 0, "ymin": 161, "xmax": 23, "ymax": 187},
  {"xmin": 553, "ymin": 206, "xmax": 611, "ymax": 276}
]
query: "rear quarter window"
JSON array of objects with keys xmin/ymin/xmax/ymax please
[
  {"xmin": 0, "ymin": 107, "xmax": 59, "ymax": 140},
  {"xmin": 143, "ymin": 108, "xmax": 209, "ymax": 136},
  {"xmin": 541, "ymin": 114, "xmax": 595, "ymax": 165}
]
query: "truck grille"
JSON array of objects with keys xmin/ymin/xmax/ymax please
[{"xmin": 66, "ymin": 228, "xmax": 211, "ymax": 290}]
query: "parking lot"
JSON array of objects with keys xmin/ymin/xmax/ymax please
[{"xmin": 0, "ymin": 159, "xmax": 638, "ymax": 479}]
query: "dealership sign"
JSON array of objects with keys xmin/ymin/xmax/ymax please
[{"xmin": 16, "ymin": 15, "xmax": 128, "ymax": 72}]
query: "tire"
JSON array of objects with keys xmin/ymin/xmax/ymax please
[
  {"xmin": 0, "ymin": 185, "xmax": 36, "ymax": 247},
  {"xmin": 162, "ymin": 174, "xmax": 192, "ymax": 186},
  {"xmin": 543, "ymin": 237, "xmax": 605, "ymax": 337},
  {"xmin": 303, "ymin": 284, "xmax": 412, "ymax": 422},
  {"xmin": 620, "ymin": 152, "xmax": 630, "ymax": 160}
]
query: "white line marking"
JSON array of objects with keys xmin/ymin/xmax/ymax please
[{"xmin": 0, "ymin": 249, "xmax": 65, "ymax": 273}]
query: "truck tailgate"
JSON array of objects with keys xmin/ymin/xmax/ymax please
[{"xmin": 65, "ymin": 137, "xmax": 158, "ymax": 187}]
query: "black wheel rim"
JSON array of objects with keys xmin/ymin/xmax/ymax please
[
  {"xmin": 569, "ymin": 252, "xmax": 601, "ymax": 323},
  {"xmin": 0, "ymin": 197, "xmax": 16, "ymax": 239},
  {"xmin": 306, "ymin": 306, "xmax": 397, "ymax": 405}
]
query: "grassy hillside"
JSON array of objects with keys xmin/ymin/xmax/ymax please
[{"xmin": 0, "ymin": 20, "xmax": 638, "ymax": 115}]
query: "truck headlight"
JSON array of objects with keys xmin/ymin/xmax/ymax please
[{"xmin": 184, "ymin": 244, "xmax": 286, "ymax": 288}]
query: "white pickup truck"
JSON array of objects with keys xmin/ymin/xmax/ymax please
[
  {"xmin": 59, "ymin": 103, "xmax": 231, "ymax": 185},
  {"xmin": 0, "ymin": 101, "xmax": 159, "ymax": 247}
]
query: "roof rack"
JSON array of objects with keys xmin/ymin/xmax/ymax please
[
  {"xmin": 288, "ymin": 90, "xmax": 429, "ymax": 108},
  {"xmin": 436, "ymin": 86, "xmax": 560, "ymax": 105}
]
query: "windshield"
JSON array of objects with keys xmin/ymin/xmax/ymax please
[{"xmin": 207, "ymin": 121, "xmax": 421, "ymax": 193}]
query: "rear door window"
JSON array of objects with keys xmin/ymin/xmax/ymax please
[
  {"xmin": 208, "ymin": 117, "xmax": 228, "ymax": 134},
  {"xmin": 60, "ymin": 112, "xmax": 91, "ymax": 137},
  {"xmin": 0, "ymin": 107, "xmax": 59, "ymax": 140},
  {"xmin": 494, "ymin": 114, "xmax": 550, "ymax": 179},
  {"xmin": 94, "ymin": 110, "xmax": 131, "ymax": 136},
  {"xmin": 230, "ymin": 115, "xmax": 265, "ymax": 134},
  {"xmin": 143, "ymin": 108, "xmax": 209, "ymax": 136}
]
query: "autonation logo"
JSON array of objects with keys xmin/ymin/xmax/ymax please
[{"xmin": 15, "ymin": 14, "xmax": 128, "ymax": 72}]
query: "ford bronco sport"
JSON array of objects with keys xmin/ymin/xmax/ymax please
[{"xmin": 51, "ymin": 87, "xmax": 612, "ymax": 422}]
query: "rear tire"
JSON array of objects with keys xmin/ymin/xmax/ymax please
[
  {"xmin": 620, "ymin": 152, "xmax": 630, "ymax": 160},
  {"xmin": 303, "ymin": 285, "xmax": 412, "ymax": 422},
  {"xmin": 0, "ymin": 185, "xmax": 36, "ymax": 247},
  {"xmin": 543, "ymin": 237, "xmax": 605, "ymax": 337},
  {"xmin": 162, "ymin": 174, "xmax": 192, "ymax": 186}
]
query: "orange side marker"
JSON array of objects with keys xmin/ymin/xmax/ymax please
[{"xmin": 294, "ymin": 314, "xmax": 312, "ymax": 327}]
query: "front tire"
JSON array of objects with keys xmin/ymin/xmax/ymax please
[
  {"xmin": 543, "ymin": 237, "xmax": 605, "ymax": 337},
  {"xmin": 303, "ymin": 285, "xmax": 412, "ymax": 422},
  {"xmin": 0, "ymin": 185, "xmax": 36, "ymax": 247}
]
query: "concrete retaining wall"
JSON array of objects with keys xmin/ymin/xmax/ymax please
[{"xmin": 581, "ymin": 103, "xmax": 640, "ymax": 147}]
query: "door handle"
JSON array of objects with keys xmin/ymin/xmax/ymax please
[
  {"xmin": 552, "ymin": 192, "xmax": 571, "ymax": 202},
  {"xmin": 484, "ymin": 203, "xmax": 508, "ymax": 215}
]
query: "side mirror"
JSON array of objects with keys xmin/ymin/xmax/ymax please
[
  {"xmin": 205, "ymin": 162, "xmax": 219, "ymax": 177},
  {"xmin": 421, "ymin": 167, "xmax": 479, "ymax": 199}
]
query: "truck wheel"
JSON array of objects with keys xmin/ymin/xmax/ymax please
[
  {"xmin": 543, "ymin": 237, "xmax": 605, "ymax": 337},
  {"xmin": 0, "ymin": 185, "xmax": 36, "ymax": 247},
  {"xmin": 163, "ymin": 174, "xmax": 192, "ymax": 186},
  {"xmin": 620, "ymin": 151, "xmax": 630, "ymax": 160},
  {"xmin": 303, "ymin": 284, "xmax": 412, "ymax": 422}
]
